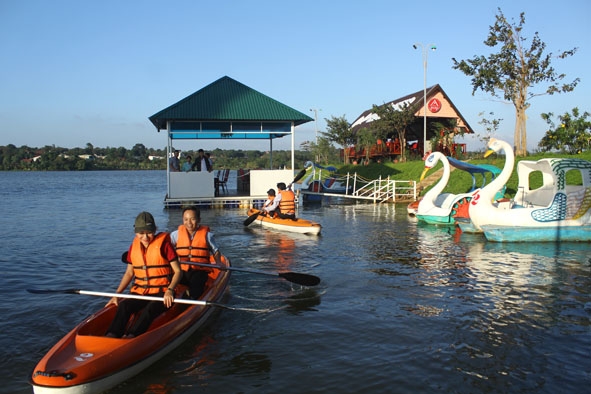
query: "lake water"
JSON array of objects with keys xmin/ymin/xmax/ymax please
[{"xmin": 1, "ymin": 171, "xmax": 590, "ymax": 394}]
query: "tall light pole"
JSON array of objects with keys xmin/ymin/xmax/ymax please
[
  {"xmin": 309, "ymin": 108, "xmax": 321, "ymax": 143},
  {"xmin": 413, "ymin": 43, "xmax": 436, "ymax": 155},
  {"xmin": 310, "ymin": 108, "xmax": 321, "ymax": 162}
]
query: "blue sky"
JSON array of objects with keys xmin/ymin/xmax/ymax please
[{"xmin": 1, "ymin": 0, "xmax": 589, "ymax": 152}]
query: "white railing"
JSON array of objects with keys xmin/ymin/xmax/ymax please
[
  {"xmin": 351, "ymin": 174, "xmax": 416, "ymax": 203},
  {"xmin": 300, "ymin": 170, "xmax": 416, "ymax": 203}
]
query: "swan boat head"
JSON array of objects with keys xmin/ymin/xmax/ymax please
[
  {"xmin": 467, "ymin": 138, "xmax": 515, "ymax": 231},
  {"xmin": 416, "ymin": 152, "xmax": 453, "ymax": 220}
]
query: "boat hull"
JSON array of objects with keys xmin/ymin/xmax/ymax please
[
  {"xmin": 407, "ymin": 199, "xmax": 420, "ymax": 216},
  {"xmin": 455, "ymin": 218, "xmax": 482, "ymax": 234},
  {"xmin": 30, "ymin": 256, "xmax": 231, "ymax": 394},
  {"xmin": 416, "ymin": 213, "xmax": 455, "ymax": 225},
  {"xmin": 247, "ymin": 209, "xmax": 321, "ymax": 235},
  {"xmin": 416, "ymin": 195, "xmax": 472, "ymax": 226},
  {"xmin": 482, "ymin": 224, "xmax": 591, "ymax": 242}
]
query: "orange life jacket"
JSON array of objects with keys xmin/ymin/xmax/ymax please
[
  {"xmin": 176, "ymin": 225, "xmax": 210, "ymax": 270},
  {"xmin": 278, "ymin": 189, "xmax": 296, "ymax": 215},
  {"xmin": 130, "ymin": 232, "xmax": 173, "ymax": 295},
  {"xmin": 175, "ymin": 225, "xmax": 220, "ymax": 280}
]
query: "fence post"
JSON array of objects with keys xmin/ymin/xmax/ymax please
[{"xmin": 346, "ymin": 172, "xmax": 350, "ymax": 195}]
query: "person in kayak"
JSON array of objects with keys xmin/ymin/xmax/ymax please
[
  {"xmin": 105, "ymin": 211, "xmax": 183, "ymax": 338},
  {"xmin": 261, "ymin": 188, "xmax": 276, "ymax": 216},
  {"xmin": 170, "ymin": 206, "xmax": 223, "ymax": 299},
  {"xmin": 276, "ymin": 182, "xmax": 296, "ymax": 219}
]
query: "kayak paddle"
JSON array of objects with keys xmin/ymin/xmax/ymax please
[
  {"xmin": 122, "ymin": 252, "xmax": 320, "ymax": 286},
  {"xmin": 26, "ymin": 288, "xmax": 271, "ymax": 312},
  {"xmin": 243, "ymin": 210, "xmax": 261, "ymax": 226},
  {"xmin": 183, "ymin": 261, "xmax": 321, "ymax": 286}
]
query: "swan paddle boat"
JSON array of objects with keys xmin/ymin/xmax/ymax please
[
  {"xmin": 413, "ymin": 151, "xmax": 502, "ymax": 225},
  {"xmin": 467, "ymin": 138, "xmax": 591, "ymax": 242},
  {"xmin": 29, "ymin": 255, "xmax": 231, "ymax": 394},
  {"xmin": 245, "ymin": 208, "xmax": 322, "ymax": 235},
  {"xmin": 300, "ymin": 161, "xmax": 352, "ymax": 202}
]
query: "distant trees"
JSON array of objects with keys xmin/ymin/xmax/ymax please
[
  {"xmin": 0, "ymin": 144, "xmax": 166, "ymax": 171},
  {"xmin": 452, "ymin": 8, "xmax": 579, "ymax": 156},
  {"xmin": 0, "ymin": 144, "xmax": 316, "ymax": 171},
  {"xmin": 131, "ymin": 143, "xmax": 148, "ymax": 160},
  {"xmin": 538, "ymin": 108, "xmax": 591, "ymax": 154}
]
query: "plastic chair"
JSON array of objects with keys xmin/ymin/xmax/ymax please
[{"xmin": 218, "ymin": 169, "xmax": 230, "ymax": 194}]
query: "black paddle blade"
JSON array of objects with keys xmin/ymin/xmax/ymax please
[
  {"xmin": 243, "ymin": 212, "xmax": 260, "ymax": 226},
  {"xmin": 27, "ymin": 288, "xmax": 80, "ymax": 294},
  {"xmin": 292, "ymin": 169, "xmax": 307, "ymax": 184},
  {"xmin": 278, "ymin": 272, "xmax": 321, "ymax": 286}
]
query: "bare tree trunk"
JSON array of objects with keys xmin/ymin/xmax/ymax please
[
  {"xmin": 513, "ymin": 110, "xmax": 522, "ymax": 155},
  {"xmin": 398, "ymin": 132, "xmax": 407, "ymax": 162},
  {"xmin": 519, "ymin": 113, "xmax": 527, "ymax": 156},
  {"xmin": 513, "ymin": 108, "xmax": 528, "ymax": 156},
  {"xmin": 513, "ymin": 86, "xmax": 528, "ymax": 156}
]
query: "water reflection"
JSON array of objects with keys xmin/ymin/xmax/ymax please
[
  {"xmin": 224, "ymin": 352, "xmax": 272, "ymax": 377},
  {"xmin": 251, "ymin": 230, "xmax": 298, "ymax": 271},
  {"xmin": 282, "ymin": 288, "xmax": 322, "ymax": 314},
  {"xmin": 480, "ymin": 240, "xmax": 590, "ymax": 262}
]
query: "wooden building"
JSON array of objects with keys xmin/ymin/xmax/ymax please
[{"xmin": 347, "ymin": 84, "xmax": 474, "ymax": 161}]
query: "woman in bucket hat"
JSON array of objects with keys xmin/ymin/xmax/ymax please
[{"xmin": 105, "ymin": 212, "xmax": 183, "ymax": 338}]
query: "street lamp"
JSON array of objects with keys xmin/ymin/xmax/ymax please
[
  {"xmin": 413, "ymin": 42, "xmax": 436, "ymax": 155},
  {"xmin": 309, "ymin": 108, "xmax": 321, "ymax": 143},
  {"xmin": 310, "ymin": 108, "xmax": 321, "ymax": 162}
]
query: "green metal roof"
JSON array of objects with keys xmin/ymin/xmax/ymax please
[{"xmin": 149, "ymin": 76, "xmax": 313, "ymax": 140}]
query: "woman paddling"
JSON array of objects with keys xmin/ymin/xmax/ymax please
[
  {"xmin": 105, "ymin": 211, "xmax": 183, "ymax": 338},
  {"xmin": 170, "ymin": 206, "xmax": 223, "ymax": 299}
]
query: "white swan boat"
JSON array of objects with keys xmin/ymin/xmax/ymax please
[
  {"xmin": 465, "ymin": 138, "xmax": 591, "ymax": 242},
  {"xmin": 414, "ymin": 151, "xmax": 501, "ymax": 225}
]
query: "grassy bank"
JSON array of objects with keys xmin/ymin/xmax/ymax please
[{"xmin": 334, "ymin": 151, "xmax": 591, "ymax": 198}]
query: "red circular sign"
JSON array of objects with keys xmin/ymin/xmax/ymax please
[{"xmin": 428, "ymin": 98, "xmax": 441, "ymax": 113}]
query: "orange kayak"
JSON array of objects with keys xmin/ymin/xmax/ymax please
[
  {"xmin": 247, "ymin": 208, "xmax": 322, "ymax": 235},
  {"xmin": 30, "ymin": 255, "xmax": 231, "ymax": 394}
]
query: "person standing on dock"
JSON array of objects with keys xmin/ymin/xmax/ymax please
[
  {"xmin": 191, "ymin": 149, "xmax": 213, "ymax": 172},
  {"xmin": 169, "ymin": 150, "xmax": 181, "ymax": 172},
  {"xmin": 181, "ymin": 155, "xmax": 193, "ymax": 172}
]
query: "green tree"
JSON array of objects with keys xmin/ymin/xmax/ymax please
[
  {"xmin": 371, "ymin": 102, "xmax": 416, "ymax": 162},
  {"xmin": 299, "ymin": 140, "xmax": 312, "ymax": 153},
  {"xmin": 323, "ymin": 115, "xmax": 355, "ymax": 164},
  {"xmin": 315, "ymin": 136, "xmax": 333, "ymax": 165},
  {"xmin": 430, "ymin": 119, "xmax": 466, "ymax": 157},
  {"xmin": 538, "ymin": 108, "xmax": 591, "ymax": 154},
  {"xmin": 452, "ymin": 8, "xmax": 579, "ymax": 156},
  {"xmin": 476, "ymin": 112, "xmax": 503, "ymax": 150},
  {"xmin": 356, "ymin": 127, "xmax": 376, "ymax": 163},
  {"xmin": 131, "ymin": 143, "xmax": 147, "ymax": 160}
]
